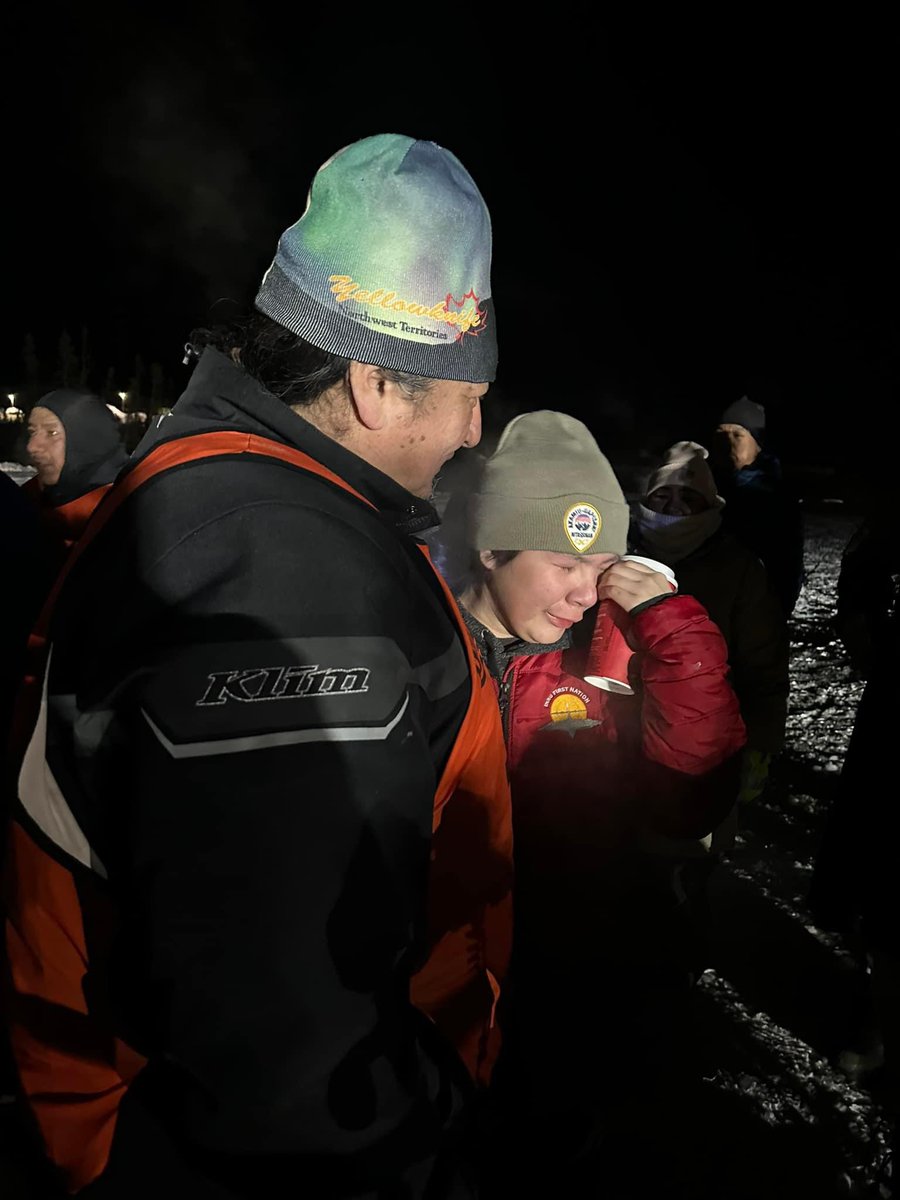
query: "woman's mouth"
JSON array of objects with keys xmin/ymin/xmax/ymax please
[{"xmin": 546, "ymin": 613, "xmax": 574, "ymax": 630}]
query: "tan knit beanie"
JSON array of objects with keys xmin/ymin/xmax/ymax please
[
  {"xmin": 644, "ymin": 441, "xmax": 723, "ymax": 509},
  {"xmin": 471, "ymin": 411, "xmax": 628, "ymax": 555}
]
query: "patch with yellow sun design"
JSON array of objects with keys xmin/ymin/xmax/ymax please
[{"xmin": 540, "ymin": 688, "xmax": 602, "ymax": 736}]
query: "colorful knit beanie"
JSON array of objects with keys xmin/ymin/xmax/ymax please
[{"xmin": 255, "ymin": 134, "xmax": 496, "ymax": 383}]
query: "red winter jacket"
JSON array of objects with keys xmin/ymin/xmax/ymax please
[{"xmin": 466, "ymin": 593, "xmax": 746, "ymax": 960}]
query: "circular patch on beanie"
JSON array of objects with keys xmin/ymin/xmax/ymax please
[{"xmin": 564, "ymin": 503, "xmax": 602, "ymax": 553}]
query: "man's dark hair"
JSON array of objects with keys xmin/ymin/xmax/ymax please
[{"xmin": 188, "ymin": 311, "xmax": 434, "ymax": 408}]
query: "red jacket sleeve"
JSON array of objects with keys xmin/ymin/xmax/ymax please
[{"xmin": 629, "ymin": 594, "xmax": 747, "ymax": 836}]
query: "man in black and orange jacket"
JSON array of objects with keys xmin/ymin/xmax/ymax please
[{"xmin": 4, "ymin": 135, "xmax": 512, "ymax": 1198}]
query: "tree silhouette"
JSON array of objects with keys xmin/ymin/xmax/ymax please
[
  {"xmin": 57, "ymin": 329, "xmax": 78, "ymax": 388},
  {"xmin": 22, "ymin": 333, "xmax": 41, "ymax": 404},
  {"xmin": 150, "ymin": 362, "xmax": 165, "ymax": 412},
  {"xmin": 127, "ymin": 353, "xmax": 145, "ymax": 412},
  {"xmin": 103, "ymin": 365, "xmax": 117, "ymax": 402},
  {"xmin": 79, "ymin": 326, "xmax": 91, "ymax": 389}
]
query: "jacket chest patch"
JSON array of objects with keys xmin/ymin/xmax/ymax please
[{"xmin": 539, "ymin": 686, "xmax": 602, "ymax": 737}]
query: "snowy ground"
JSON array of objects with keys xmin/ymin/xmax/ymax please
[
  {"xmin": 0, "ymin": 507, "xmax": 891, "ymax": 1198},
  {"xmin": 671, "ymin": 510, "xmax": 891, "ymax": 1199},
  {"xmin": 1, "ymin": 462, "xmax": 35, "ymax": 485}
]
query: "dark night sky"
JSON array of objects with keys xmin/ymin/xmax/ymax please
[{"xmin": 5, "ymin": 11, "xmax": 898, "ymax": 476}]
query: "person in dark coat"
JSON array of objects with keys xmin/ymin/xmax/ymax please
[
  {"xmin": 4, "ymin": 134, "xmax": 511, "ymax": 1200},
  {"xmin": 630, "ymin": 440, "xmax": 789, "ymax": 1007},
  {"xmin": 711, "ymin": 396, "xmax": 805, "ymax": 618},
  {"xmin": 633, "ymin": 440, "xmax": 789, "ymax": 809}
]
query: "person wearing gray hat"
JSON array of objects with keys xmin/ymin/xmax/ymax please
[
  {"xmin": 717, "ymin": 395, "xmax": 767, "ymax": 466},
  {"xmin": 713, "ymin": 395, "xmax": 805, "ymax": 617},
  {"xmin": 432, "ymin": 411, "xmax": 746, "ymax": 1179}
]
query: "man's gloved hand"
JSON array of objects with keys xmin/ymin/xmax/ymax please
[{"xmin": 738, "ymin": 749, "xmax": 772, "ymax": 806}]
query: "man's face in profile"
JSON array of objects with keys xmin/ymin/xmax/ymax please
[
  {"xmin": 27, "ymin": 406, "xmax": 66, "ymax": 487},
  {"xmin": 716, "ymin": 422, "xmax": 761, "ymax": 470}
]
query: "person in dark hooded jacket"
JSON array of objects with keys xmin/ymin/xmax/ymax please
[
  {"xmin": 22, "ymin": 388, "xmax": 129, "ymax": 584},
  {"xmin": 633, "ymin": 440, "xmax": 789, "ymax": 808},
  {"xmin": 630, "ymin": 440, "xmax": 789, "ymax": 1004}
]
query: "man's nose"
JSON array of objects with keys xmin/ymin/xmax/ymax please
[{"xmin": 463, "ymin": 399, "xmax": 482, "ymax": 448}]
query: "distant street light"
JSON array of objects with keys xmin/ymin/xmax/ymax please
[{"xmin": 117, "ymin": 392, "xmax": 128, "ymax": 402}]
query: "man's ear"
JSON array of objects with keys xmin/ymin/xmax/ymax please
[
  {"xmin": 479, "ymin": 549, "xmax": 498, "ymax": 571},
  {"xmin": 347, "ymin": 361, "xmax": 389, "ymax": 431}
]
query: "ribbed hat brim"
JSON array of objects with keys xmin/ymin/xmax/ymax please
[
  {"xmin": 256, "ymin": 261, "xmax": 497, "ymax": 383},
  {"xmin": 473, "ymin": 492, "xmax": 629, "ymax": 555}
]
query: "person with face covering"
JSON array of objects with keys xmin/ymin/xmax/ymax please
[
  {"xmin": 23, "ymin": 388, "xmax": 129, "ymax": 580},
  {"xmin": 433, "ymin": 411, "xmax": 746, "ymax": 1180},
  {"xmin": 633, "ymin": 440, "xmax": 789, "ymax": 808},
  {"xmin": 629, "ymin": 440, "xmax": 790, "ymax": 1053}
]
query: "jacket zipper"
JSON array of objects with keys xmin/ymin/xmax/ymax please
[{"xmin": 499, "ymin": 661, "xmax": 516, "ymax": 743}]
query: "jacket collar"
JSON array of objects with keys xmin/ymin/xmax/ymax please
[
  {"xmin": 460, "ymin": 605, "xmax": 571, "ymax": 681},
  {"xmin": 135, "ymin": 349, "xmax": 440, "ymax": 537}
]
